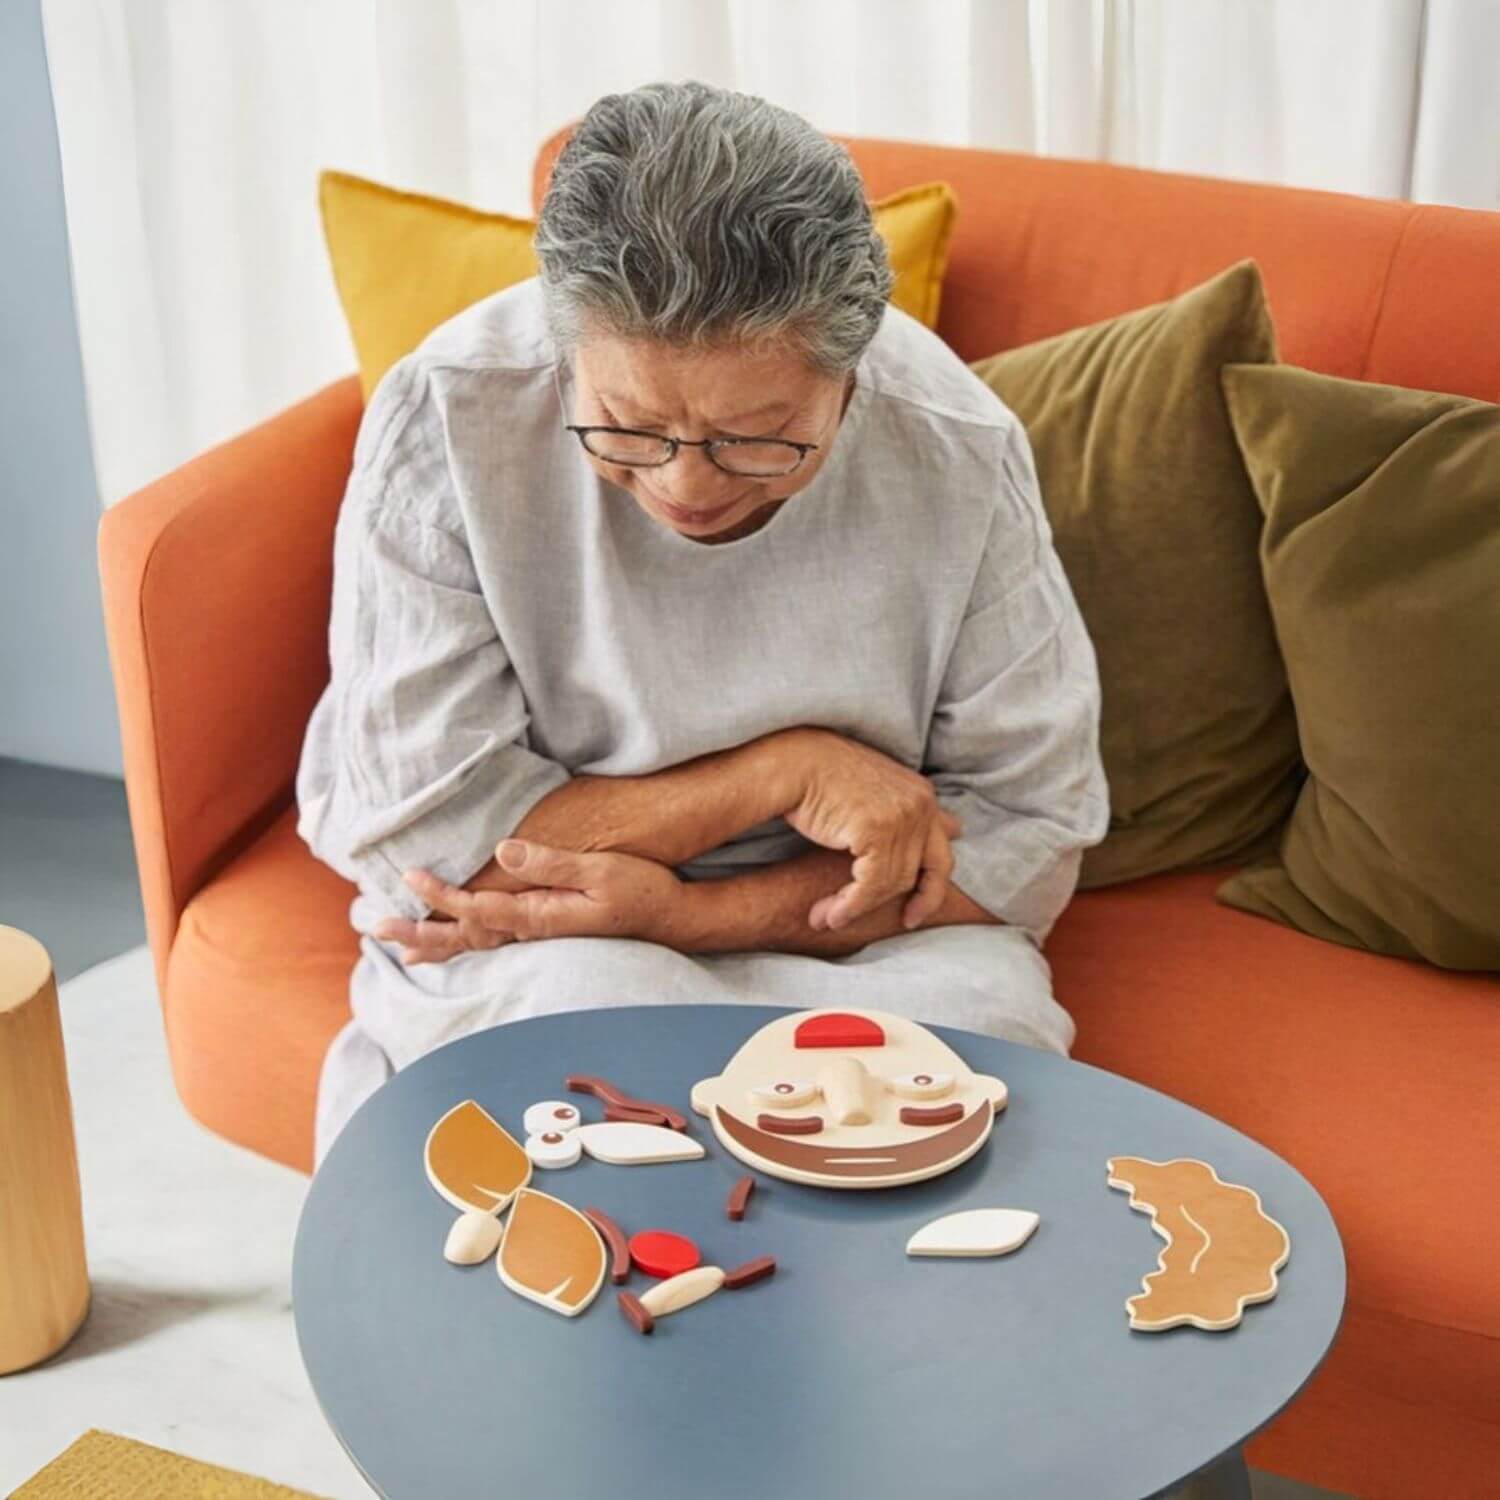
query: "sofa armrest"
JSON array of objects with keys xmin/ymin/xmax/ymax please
[{"xmin": 98, "ymin": 376, "xmax": 364, "ymax": 995}]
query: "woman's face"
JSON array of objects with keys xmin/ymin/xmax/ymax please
[{"xmin": 566, "ymin": 336, "xmax": 854, "ymax": 543}]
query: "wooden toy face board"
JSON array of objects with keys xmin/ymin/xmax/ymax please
[{"xmin": 690, "ymin": 1007, "xmax": 1008, "ymax": 1189}]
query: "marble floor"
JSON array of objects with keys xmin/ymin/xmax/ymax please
[{"xmin": 0, "ymin": 755, "xmax": 1342, "ymax": 1498}]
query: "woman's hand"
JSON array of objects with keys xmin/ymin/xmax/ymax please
[
  {"xmin": 372, "ymin": 840, "xmax": 685, "ymax": 965},
  {"xmin": 776, "ymin": 728, "xmax": 964, "ymax": 933}
]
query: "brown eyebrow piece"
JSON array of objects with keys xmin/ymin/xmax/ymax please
[
  {"xmin": 726, "ymin": 1175, "xmax": 756, "ymax": 1221},
  {"xmin": 899, "ymin": 1103, "xmax": 966, "ymax": 1126},
  {"xmin": 566, "ymin": 1073, "xmax": 688, "ymax": 1132},
  {"xmin": 583, "ymin": 1206, "xmax": 632, "ymax": 1284},
  {"xmin": 723, "ymin": 1255, "xmax": 777, "ymax": 1290},
  {"xmin": 604, "ymin": 1102, "xmax": 673, "ymax": 1126},
  {"xmin": 757, "ymin": 1113, "xmax": 824, "ymax": 1136},
  {"xmin": 618, "ymin": 1290, "xmax": 654, "ymax": 1336}
]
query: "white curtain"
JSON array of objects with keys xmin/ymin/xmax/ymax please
[{"xmin": 40, "ymin": 0, "xmax": 1500, "ymax": 511}]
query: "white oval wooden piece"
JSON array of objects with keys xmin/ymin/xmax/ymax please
[
  {"xmin": 526, "ymin": 1131, "xmax": 583, "ymax": 1169},
  {"xmin": 575, "ymin": 1122, "xmax": 705, "ymax": 1165},
  {"xmin": 638, "ymin": 1264, "xmax": 726, "ymax": 1318},
  {"xmin": 444, "ymin": 1209, "xmax": 504, "ymax": 1265},
  {"xmin": 906, "ymin": 1208, "xmax": 1040, "ymax": 1258},
  {"xmin": 523, "ymin": 1100, "xmax": 583, "ymax": 1136}
]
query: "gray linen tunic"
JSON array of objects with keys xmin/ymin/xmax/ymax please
[{"xmin": 296, "ymin": 276, "xmax": 1110, "ymax": 1163}]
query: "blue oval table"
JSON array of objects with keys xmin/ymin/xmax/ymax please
[{"xmin": 293, "ymin": 1005, "xmax": 1344, "ymax": 1500}]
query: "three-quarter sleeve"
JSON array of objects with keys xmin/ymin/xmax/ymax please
[
  {"xmin": 923, "ymin": 420, "xmax": 1110, "ymax": 945},
  {"xmin": 295, "ymin": 370, "xmax": 571, "ymax": 923}
]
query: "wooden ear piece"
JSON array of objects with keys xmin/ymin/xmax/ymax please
[
  {"xmin": 425, "ymin": 1100, "xmax": 532, "ymax": 1215},
  {"xmin": 496, "ymin": 1187, "xmax": 608, "ymax": 1318}
]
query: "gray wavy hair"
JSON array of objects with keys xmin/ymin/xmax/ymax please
[{"xmin": 534, "ymin": 80, "xmax": 894, "ymax": 376}]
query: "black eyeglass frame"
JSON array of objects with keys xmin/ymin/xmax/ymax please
[{"xmin": 562, "ymin": 422, "xmax": 821, "ymax": 477}]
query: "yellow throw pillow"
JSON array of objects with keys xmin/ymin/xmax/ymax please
[
  {"xmin": 320, "ymin": 169, "xmax": 957, "ymax": 399},
  {"xmin": 320, "ymin": 171, "xmax": 538, "ymax": 401},
  {"xmin": 875, "ymin": 180, "xmax": 956, "ymax": 329}
]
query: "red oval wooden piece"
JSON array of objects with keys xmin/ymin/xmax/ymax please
[
  {"xmin": 793, "ymin": 1012, "xmax": 885, "ymax": 1049},
  {"xmin": 628, "ymin": 1229, "xmax": 702, "ymax": 1279}
]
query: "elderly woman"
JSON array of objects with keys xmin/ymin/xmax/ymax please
[{"xmin": 296, "ymin": 80, "xmax": 1109, "ymax": 1165}]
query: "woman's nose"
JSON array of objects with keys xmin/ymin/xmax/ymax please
[
  {"xmin": 649, "ymin": 447, "xmax": 741, "ymax": 504},
  {"xmin": 817, "ymin": 1057, "xmax": 878, "ymax": 1126}
]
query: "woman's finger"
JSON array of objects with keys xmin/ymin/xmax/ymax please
[
  {"xmin": 398, "ymin": 921, "xmax": 472, "ymax": 965},
  {"xmin": 467, "ymin": 885, "xmax": 600, "ymax": 942},
  {"xmin": 904, "ymin": 823, "xmax": 956, "ymax": 928},
  {"xmin": 458, "ymin": 918, "xmax": 513, "ymax": 952},
  {"xmin": 402, "ymin": 868, "xmax": 481, "ymax": 920},
  {"xmin": 377, "ymin": 916, "xmax": 459, "ymax": 950},
  {"xmin": 495, "ymin": 840, "xmax": 599, "ymax": 892},
  {"xmin": 901, "ymin": 866, "xmax": 946, "ymax": 930}
]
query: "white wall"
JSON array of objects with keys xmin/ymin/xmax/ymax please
[{"xmin": 0, "ymin": 0, "xmax": 121, "ymax": 776}]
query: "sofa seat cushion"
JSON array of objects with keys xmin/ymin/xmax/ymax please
[
  {"xmin": 1052, "ymin": 866, "xmax": 1500, "ymax": 1379},
  {"xmin": 164, "ymin": 803, "xmax": 357, "ymax": 1172}
]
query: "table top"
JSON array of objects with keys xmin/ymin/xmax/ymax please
[{"xmin": 293, "ymin": 1005, "xmax": 1344, "ymax": 1500}]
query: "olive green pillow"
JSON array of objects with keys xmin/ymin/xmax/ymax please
[
  {"xmin": 1215, "ymin": 364, "xmax": 1500, "ymax": 969},
  {"xmin": 971, "ymin": 261, "xmax": 1300, "ymax": 889}
]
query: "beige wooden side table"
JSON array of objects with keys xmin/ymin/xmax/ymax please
[{"xmin": 0, "ymin": 925, "xmax": 89, "ymax": 1373}]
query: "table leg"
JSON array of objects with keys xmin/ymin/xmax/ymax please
[{"xmin": 1160, "ymin": 1448, "xmax": 1253, "ymax": 1500}]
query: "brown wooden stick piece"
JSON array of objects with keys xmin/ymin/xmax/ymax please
[
  {"xmin": 566, "ymin": 1073, "xmax": 688, "ymax": 1132},
  {"xmin": 583, "ymin": 1206, "xmax": 632, "ymax": 1284},
  {"xmin": 618, "ymin": 1290, "xmax": 654, "ymax": 1335},
  {"xmin": 723, "ymin": 1255, "xmax": 777, "ymax": 1290},
  {"xmin": 604, "ymin": 1102, "xmax": 672, "ymax": 1127},
  {"xmin": 726, "ymin": 1175, "xmax": 756, "ymax": 1221}
]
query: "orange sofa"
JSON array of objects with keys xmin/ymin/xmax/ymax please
[{"xmin": 98, "ymin": 132, "xmax": 1500, "ymax": 1498}]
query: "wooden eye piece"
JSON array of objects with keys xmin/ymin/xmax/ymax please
[
  {"xmin": 750, "ymin": 1078, "xmax": 818, "ymax": 1109},
  {"xmin": 887, "ymin": 1071, "xmax": 955, "ymax": 1101},
  {"xmin": 524, "ymin": 1099, "xmax": 583, "ymax": 1136}
]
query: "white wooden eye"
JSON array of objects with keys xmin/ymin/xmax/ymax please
[
  {"xmin": 885, "ymin": 1071, "xmax": 955, "ymax": 1101},
  {"xmin": 523, "ymin": 1100, "xmax": 582, "ymax": 1136},
  {"xmin": 526, "ymin": 1130, "xmax": 583, "ymax": 1168},
  {"xmin": 749, "ymin": 1079, "xmax": 819, "ymax": 1109}
]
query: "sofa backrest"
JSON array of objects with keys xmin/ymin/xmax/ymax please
[{"xmin": 533, "ymin": 126, "xmax": 1500, "ymax": 403}]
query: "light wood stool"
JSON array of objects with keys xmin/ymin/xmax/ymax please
[{"xmin": 0, "ymin": 925, "xmax": 89, "ymax": 1373}]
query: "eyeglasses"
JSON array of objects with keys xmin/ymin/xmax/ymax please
[
  {"xmin": 567, "ymin": 425, "xmax": 820, "ymax": 477},
  {"xmin": 553, "ymin": 360, "xmax": 823, "ymax": 478}
]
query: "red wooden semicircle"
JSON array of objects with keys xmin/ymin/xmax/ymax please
[{"xmin": 794, "ymin": 1012, "xmax": 886, "ymax": 1049}]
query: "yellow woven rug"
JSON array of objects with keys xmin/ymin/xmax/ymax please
[{"xmin": 10, "ymin": 1431, "xmax": 328, "ymax": 1498}]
